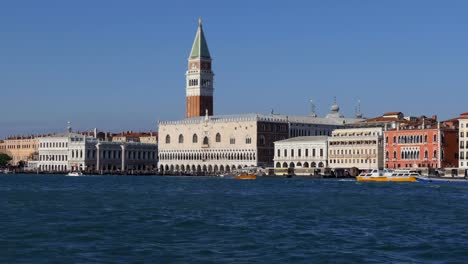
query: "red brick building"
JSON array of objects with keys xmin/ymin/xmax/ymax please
[{"xmin": 384, "ymin": 118, "xmax": 458, "ymax": 170}]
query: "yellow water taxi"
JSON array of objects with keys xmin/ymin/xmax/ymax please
[
  {"xmin": 234, "ymin": 174, "xmax": 257, "ymax": 180},
  {"xmin": 356, "ymin": 169, "xmax": 418, "ymax": 183}
]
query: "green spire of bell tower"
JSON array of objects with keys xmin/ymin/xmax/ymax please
[{"xmin": 189, "ymin": 18, "xmax": 211, "ymax": 59}]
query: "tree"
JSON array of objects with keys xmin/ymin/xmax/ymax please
[{"xmin": 0, "ymin": 153, "xmax": 12, "ymax": 167}]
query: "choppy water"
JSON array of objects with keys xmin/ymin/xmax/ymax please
[{"xmin": 0, "ymin": 175, "xmax": 467, "ymax": 263}]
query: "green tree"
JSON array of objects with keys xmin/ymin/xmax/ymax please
[{"xmin": 0, "ymin": 153, "xmax": 12, "ymax": 167}]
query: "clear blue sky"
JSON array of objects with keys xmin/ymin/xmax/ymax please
[{"xmin": 1, "ymin": 0, "xmax": 467, "ymax": 137}]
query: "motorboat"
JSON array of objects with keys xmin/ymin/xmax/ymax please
[
  {"xmin": 234, "ymin": 174, "xmax": 257, "ymax": 180},
  {"xmin": 357, "ymin": 169, "xmax": 418, "ymax": 182},
  {"xmin": 66, "ymin": 172, "xmax": 83, "ymax": 177}
]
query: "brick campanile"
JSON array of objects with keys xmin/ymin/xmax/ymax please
[{"xmin": 186, "ymin": 18, "xmax": 214, "ymax": 118}]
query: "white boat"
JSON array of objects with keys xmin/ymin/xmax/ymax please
[
  {"xmin": 66, "ymin": 172, "xmax": 83, "ymax": 177},
  {"xmin": 357, "ymin": 169, "xmax": 419, "ymax": 182}
]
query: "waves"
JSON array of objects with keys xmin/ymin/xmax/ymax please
[{"xmin": 0, "ymin": 175, "xmax": 467, "ymax": 263}]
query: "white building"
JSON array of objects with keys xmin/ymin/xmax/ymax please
[
  {"xmin": 273, "ymin": 136, "xmax": 328, "ymax": 176},
  {"xmin": 459, "ymin": 113, "xmax": 468, "ymax": 176},
  {"xmin": 38, "ymin": 127, "xmax": 158, "ymax": 173},
  {"xmin": 158, "ymin": 114, "xmax": 289, "ymax": 174},
  {"xmin": 38, "ymin": 132, "xmax": 78, "ymax": 172},
  {"xmin": 328, "ymin": 127, "xmax": 384, "ymax": 175}
]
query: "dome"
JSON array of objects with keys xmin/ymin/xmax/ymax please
[
  {"xmin": 330, "ymin": 103, "xmax": 339, "ymax": 112},
  {"xmin": 330, "ymin": 97, "xmax": 340, "ymax": 112}
]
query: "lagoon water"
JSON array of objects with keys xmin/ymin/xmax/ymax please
[{"xmin": 0, "ymin": 175, "xmax": 467, "ymax": 263}]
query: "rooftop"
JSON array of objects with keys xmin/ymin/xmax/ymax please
[
  {"xmin": 159, "ymin": 113, "xmax": 364, "ymax": 126},
  {"xmin": 275, "ymin": 136, "xmax": 329, "ymax": 143}
]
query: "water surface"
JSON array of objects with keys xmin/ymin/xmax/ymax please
[{"xmin": 0, "ymin": 175, "xmax": 467, "ymax": 263}]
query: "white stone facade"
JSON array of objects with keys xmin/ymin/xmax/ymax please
[
  {"xmin": 273, "ymin": 136, "xmax": 328, "ymax": 175},
  {"xmin": 328, "ymin": 127, "xmax": 384, "ymax": 172},
  {"xmin": 38, "ymin": 132, "xmax": 158, "ymax": 173},
  {"xmin": 158, "ymin": 114, "xmax": 289, "ymax": 174}
]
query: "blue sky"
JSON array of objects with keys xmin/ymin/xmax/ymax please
[{"xmin": 1, "ymin": 0, "xmax": 467, "ymax": 137}]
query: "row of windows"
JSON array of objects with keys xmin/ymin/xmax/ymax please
[
  {"xmin": 329, "ymin": 149, "xmax": 376, "ymax": 156},
  {"xmin": 277, "ymin": 148, "xmax": 324, "ymax": 158},
  {"xmin": 385, "ymin": 150, "xmax": 438, "ymax": 160},
  {"xmin": 329, "ymin": 140, "xmax": 379, "ymax": 146},
  {"xmin": 40, "ymin": 142, "xmax": 68, "ymax": 148},
  {"xmin": 259, "ymin": 123, "xmax": 288, "ymax": 133},
  {"xmin": 188, "ymin": 79, "xmax": 212, "ymax": 87},
  {"xmin": 275, "ymin": 161, "xmax": 325, "ymax": 168},
  {"xmin": 40, "ymin": 155, "xmax": 67, "ymax": 161},
  {"xmin": 330, "ymin": 159, "xmax": 376, "ymax": 164},
  {"xmin": 0, "ymin": 144, "xmax": 36, "ymax": 150},
  {"xmin": 166, "ymin": 134, "xmax": 264, "ymax": 145},
  {"xmin": 386, "ymin": 135, "xmax": 438, "ymax": 144},
  {"xmin": 290, "ymin": 129, "xmax": 331, "ymax": 137}
]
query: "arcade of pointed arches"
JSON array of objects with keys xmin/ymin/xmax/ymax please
[
  {"xmin": 159, "ymin": 149, "xmax": 257, "ymax": 173},
  {"xmin": 275, "ymin": 161, "xmax": 325, "ymax": 169}
]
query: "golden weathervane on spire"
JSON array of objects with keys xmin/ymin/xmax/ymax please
[{"xmin": 198, "ymin": 17, "xmax": 202, "ymax": 26}]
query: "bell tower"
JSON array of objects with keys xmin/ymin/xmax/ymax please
[{"xmin": 186, "ymin": 18, "xmax": 214, "ymax": 118}]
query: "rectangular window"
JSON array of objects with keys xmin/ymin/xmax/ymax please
[
  {"xmin": 312, "ymin": 149, "xmax": 316, "ymax": 157},
  {"xmin": 298, "ymin": 149, "xmax": 302, "ymax": 157},
  {"xmin": 291, "ymin": 149, "xmax": 294, "ymax": 157},
  {"xmin": 320, "ymin": 149, "xmax": 323, "ymax": 157},
  {"xmin": 277, "ymin": 149, "xmax": 280, "ymax": 157},
  {"xmin": 305, "ymin": 149, "xmax": 309, "ymax": 157}
]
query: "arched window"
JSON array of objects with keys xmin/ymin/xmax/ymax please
[
  {"xmin": 178, "ymin": 134, "xmax": 184, "ymax": 144},
  {"xmin": 216, "ymin": 133, "xmax": 221, "ymax": 143},
  {"xmin": 203, "ymin": 136, "xmax": 209, "ymax": 145},
  {"xmin": 192, "ymin": 134, "xmax": 198, "ymax": 143},
  {"xmin": 165, "ymin": 135, "xmax": 170, "ymax": 144},
  {"xmin": 259, "ymin": 135, "xmax": 266, "ymax": 146}
]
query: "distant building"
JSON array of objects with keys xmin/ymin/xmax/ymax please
[
  {"xmin": 111, "ymin": 131, "xmax": 158, "ymax": 144},
  {"xmin": 459, "ymin": 113, "xmax": 468, "ymax": 176},
  {"xmin": 351, "ymin": 112, "xmax": 434, "ymax": 129},
  {"xmin": 158, "ymin": 114, "xmax": 289, "ymax": 174},
  {"xmin": 38, "ymin": 125, "xmax": 158, "ymax": 173},
  {"xmin": 0, "ymin": 136, "xmax": 39, "ymax": 166},
  {"xmin": 384, "ymin": 118, "xmax": 458, "ymax": 172},
  {"xmin": 328, "ymin": 127, "xmax": 385, "ymax": 175},
  {"xmin": 273, "ymin": 136, "xmax": 328, "ymax": 176}
]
